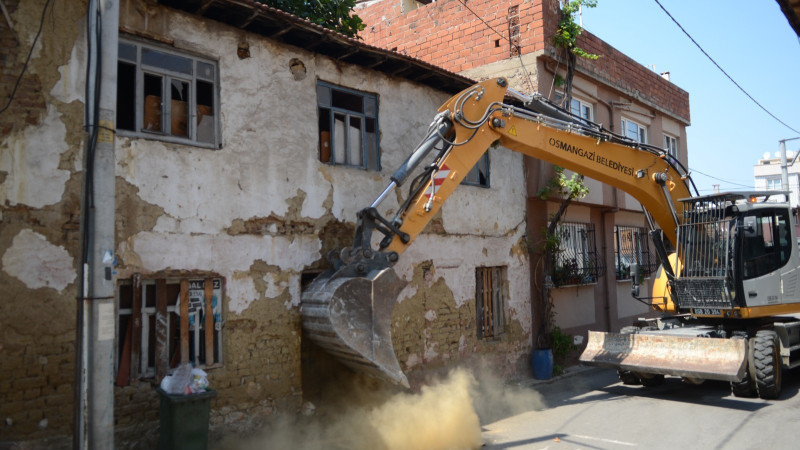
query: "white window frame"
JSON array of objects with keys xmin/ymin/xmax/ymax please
[
  {"xmin": 117, "ymin": 277, "xmax": 224, "ymax": 380},
  {"xmin": 570, "ymin": 98, "xmax": 593, "ymax": 121},
  {"xmin": 621, "ymin": 117, "xmax": 647, "ymax": 143},
  {"xmin": 664, "ymin": 134, "xmax": 678, "ymax": 158},
  {"xmin": 116, "ymin": 38, "xmax": 220, "ymax": 148},
  {"xmin": 554, "ymin": 92, "xmax": 593, "ymax": 121},
  {"xmin": 766, "ymin": 177, "xmax": 782, "ymax": 191}
]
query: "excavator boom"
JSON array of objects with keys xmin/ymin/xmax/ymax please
[{"xmin": 301, "ymin": 78, "xmax": 700, "ymax": 386}]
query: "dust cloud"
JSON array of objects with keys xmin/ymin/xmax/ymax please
[{"xmin": 218, "ymin": 366, "xmax": 544, "ymax": 450}]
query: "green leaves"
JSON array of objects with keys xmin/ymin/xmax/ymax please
[
  {"xmin": 261, "ymin": 0, "xmax": 365, "ymax": 38},
  {"xmin": 537, "ymin": 166, "xmax": 589, "ymax": 202},
  {"xmin": 553, "ymin": 0, "xmax": 600, "ymax": 60}
]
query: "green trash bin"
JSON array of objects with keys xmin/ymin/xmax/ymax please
[{"xmin": 157, "ymin": 388, "xmax": 217, "ymax": 450}]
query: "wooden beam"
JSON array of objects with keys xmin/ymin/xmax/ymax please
[
  {"xmin": 204, "ymin": 278, "xmax": 215, "ymax": 365},
  {"xmin": 131, "ymin": 274, "xmax": 142, "ymax": 379},
  {"xmin": 155, "ymin": 279, "xmax": 168, "ymax": 382},
  {"xmin": 180, "ymin": 279, "xmax": 190, "ymax": 364}
]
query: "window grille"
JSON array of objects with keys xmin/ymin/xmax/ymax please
[
  {"xmin": 551, "ymin": 222, "xmax": 604, "ymax": 287},
  {"xmin": 476, "ymin": 267, "xmax": 505, "ymax": 338},
  {"xmin": 674, "ymin": 199, "xmax": 736, "ymax": 309},
  {"xmin": 116, "ymin": 276, "xmax": 223, "ymax": 384}
]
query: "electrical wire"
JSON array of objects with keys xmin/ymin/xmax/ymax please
[
  {"xmin": 689, "ymin": 168, "xmax": 754, "ymax": 189},
  {"xmin": 0, "ymin": 0, "xmax": 54, "ymax": 116},
  {"xmin": 653, "ymin": 0, "xmax": 800, "ymax": 135}
]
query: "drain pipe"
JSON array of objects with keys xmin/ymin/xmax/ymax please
[{"xmin": 75, "ymin": 0, "xmax": 119, "ymax": 448}]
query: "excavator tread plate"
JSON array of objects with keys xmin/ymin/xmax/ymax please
[{"xmin": 580, "ymin": 330, "xmax": 747, "ymax": 382}]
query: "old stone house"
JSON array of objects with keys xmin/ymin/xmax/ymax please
[
  {"xmin": 355, "ymin": 0, "xmax": 692, "ymax": 345},
  {"xmin": 1, "ymin": 0, "xmax": 531, "ymax": 447}
]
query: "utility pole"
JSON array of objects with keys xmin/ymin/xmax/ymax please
[
  {"xmin": 75, "ymin": 0, "xmax": 119, "ymax": 448},
  {"xmin": 779, "ymin": 137, "xmax": 800, "ymax": 205}
]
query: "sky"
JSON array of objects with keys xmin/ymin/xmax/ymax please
[{"xmin": 580, "ymin": 0, "xmax": 800, "ymax": 194}]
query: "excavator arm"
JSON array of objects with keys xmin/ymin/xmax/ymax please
[
  {"xmin": 383, "ymin": 78, "xmax": 693, "ymax": 253},
  {"xmin": 301, "ymin": 78, "xmax": 696, "ymax": 387}
]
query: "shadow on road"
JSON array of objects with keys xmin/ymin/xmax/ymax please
[{"xmin": 484, "ymin": 433, "xmax": 605, "ymax": 450}]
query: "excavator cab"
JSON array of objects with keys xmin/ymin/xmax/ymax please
[{"xmin": 672, "ymin": 191, "xmax": 797, "ymax": 317}]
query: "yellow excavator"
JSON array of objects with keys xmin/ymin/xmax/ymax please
[{"xmin": 301, "ymin": 77, "xmax": 800, "ymax": 398}]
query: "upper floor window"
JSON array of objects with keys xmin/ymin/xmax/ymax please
[
  {"xmin": 766, "ymin": 177, "xmax": 782, "ymax": 191},
  {"xmin": 555, "ymin": 93, "xmax": 593, "ymax": 121},
  {"xmin": 621, "ymin": 118, "xmax": 647, "ymax": 143},
  {"xmin": 317, "ymin": 81, "xmax": 380, "ymax": 171},
  {"xmin": 664, "ymin": 134, "xmax": 678, "ymax": 158},
  {"xmin": 570, "ymin": 98, "xmax": 593, "ymax": 121},
  {"xmin": 117, "ymin": 39, "xmax": 219, "ymax": 148}
]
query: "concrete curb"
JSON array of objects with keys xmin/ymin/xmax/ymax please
[{"xmin": 509, "ymin": 365, "xmax": 603, "ymax": 388}]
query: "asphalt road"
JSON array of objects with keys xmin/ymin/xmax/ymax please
[{"xmin": 481, "ymin": 367, "xmax": 800, "ymax": 450}]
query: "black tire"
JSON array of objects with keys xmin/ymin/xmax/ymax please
[
  {"xmin": 730, "ymin": 368, "xmax": 756, "ymax": 397},
  {"xmin": 618, "ymin": 370, "xmax": 640, "ymax": 385},
  {"xmin": 730, "ymin": 336, "xmax": 756, "ymax": 398},
  {"xmin": 639, "ymin": 373, "xmax": 665, "ymax": 387},
  {"xmin": 754, "ymin": 330, "xmax": 782, "ymax": 400}
]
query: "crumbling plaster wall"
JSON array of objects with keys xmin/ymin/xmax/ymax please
[
  {"xmin": 115, "ymin": 0, "xmax": 529, "ymax": 437},
  {"xmin": 0, "ymin": 0, "xmax": 88, "ymax": 446}
]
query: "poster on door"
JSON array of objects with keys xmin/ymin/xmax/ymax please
[{"xmin": 186, "ymin": 278, "xmax": 222, "ymax": 329}]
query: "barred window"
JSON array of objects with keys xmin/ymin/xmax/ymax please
[
  {"xmin": 116, "ymin": 276, "xmax": 223, "ymax": 385},
  {"xmin": 614, "ymin": 226, "xmax": 658, "ymax": 280},
  {"xmin": 476, "ymin": 266, "xmax": 505, "ymax": 339},
  {"xmin": 551, "ymin": 222, "xmax": 603, "ymax": 287}
]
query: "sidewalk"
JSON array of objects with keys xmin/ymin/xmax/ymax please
[{"xmin": 509, "ymin": 364, "xmax": 601, "ymax": 388}]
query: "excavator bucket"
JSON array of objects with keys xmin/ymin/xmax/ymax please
[
  {"xmin": 301, "ymin": 266, "xmax": 410, "ymax": 388},
  {"xmin": 579, "ymin": 331, "xmax": 747, "ymax": 382}
]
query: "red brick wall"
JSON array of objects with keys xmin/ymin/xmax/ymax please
[
  {"xmin": 356, "ymin": 0, "xmax": 689, "ymax": 122},
  {"xmin": 577, "ymin": 31, "xmax": 690, "ymax": 122},
  {"xmin": 357, "ymin": 0, "xmax": 553, "ymax": 73}
]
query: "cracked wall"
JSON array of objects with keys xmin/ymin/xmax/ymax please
[
  {"xmin": 114, "ymin": 2, "xmax": 529, "ymax": 439},
  {"xmin": 0, "ymin": 0, "xmax": 88, "ymax": 446},
  {"xmin": 1, "ymin": 0, "xmax": 530, "ymax": 446}
]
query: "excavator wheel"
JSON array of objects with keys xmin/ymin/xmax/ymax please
[
  {"xmin": 616, "ymin": 327, "xmax": 642, "ymax": 385},
  {"xmin": 730, "ymin": 336, "xmax": 756, "ymax": 398},
  {"xmin": 618, "ymin": 370, "xmax": 641, "ymax": 385},
  {"xmin": 754, "ymin": 330, "xmax": 781, "ymax": 400},
  {"xmin": 638, "ymin": 373, "xmax": 665, "ymax": 387}
]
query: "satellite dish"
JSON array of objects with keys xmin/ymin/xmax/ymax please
[
  {"xmin": 775, "ymin": 151, "xmax": 781, "ymax": 158},
  {"xmin": 763, "ymin": 152, "xmax": 771, "ymax": 159},
  {"xmin": 789, "ymin": 151, "xmax": 795, "ymax": 158}
]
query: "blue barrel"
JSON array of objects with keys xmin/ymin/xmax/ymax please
[{"xmin": 532, "ymin": 348, "xmax": 554, "ymax": 380}]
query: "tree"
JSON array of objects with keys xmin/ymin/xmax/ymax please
[
  {"xmin": 552, "ymin": 1, "xmax": 599, "ymax": 109},
  {"xmin": 261, "ymin": 0, "xmax": 365, "ymax": 38},
  {"xmin": 534, "ymin": 166, "xmax": 588, "ymax": 349}
]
